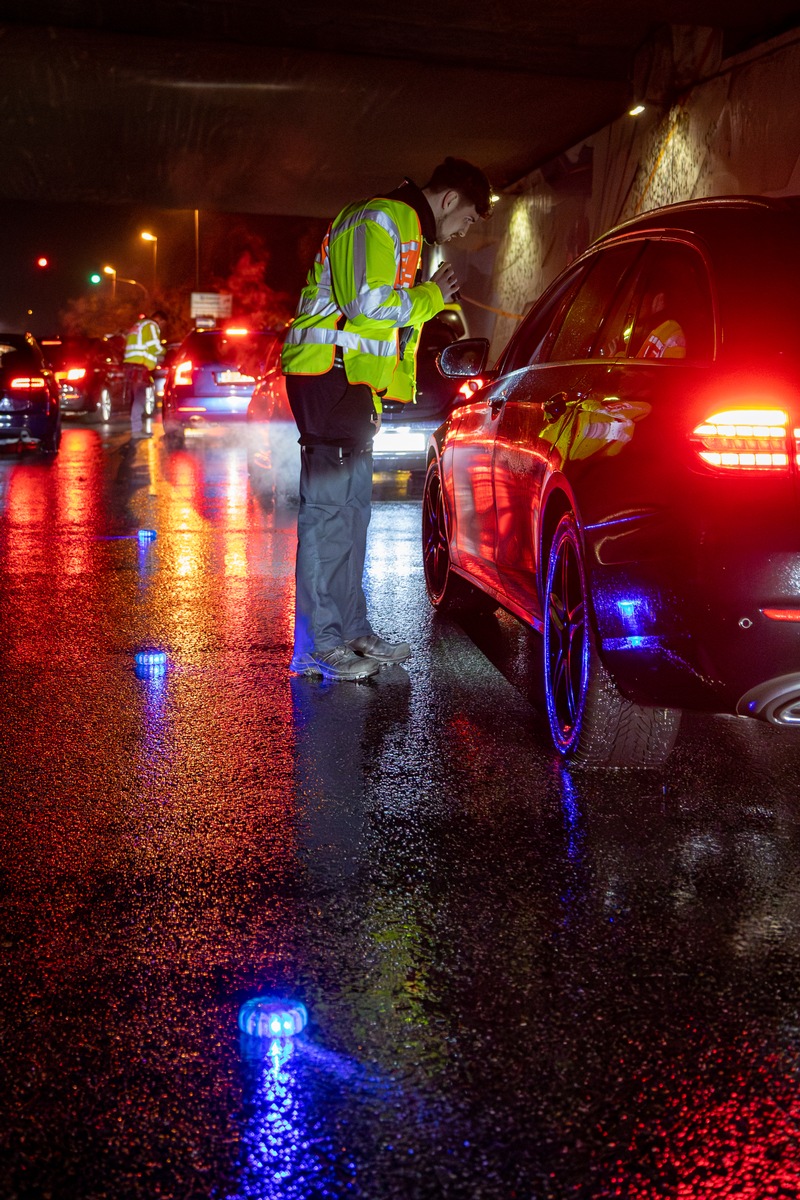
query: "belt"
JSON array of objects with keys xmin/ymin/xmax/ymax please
[{"xmin": 302, "ymin": 444, "xmax": 371, "ymax": 458}]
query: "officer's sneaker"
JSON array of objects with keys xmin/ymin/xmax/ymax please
[
  {"xmin": 347, "ymin": 634, "xmax": 411, "ymax": 664},
  {"xmin": 291, "ymin": 645, "xmax": 380, "ymax": 681}
]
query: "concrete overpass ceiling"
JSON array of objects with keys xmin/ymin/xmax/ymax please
[{"xmin": 0, "ymin": 1, "xmax": 797, "ymax": 215}]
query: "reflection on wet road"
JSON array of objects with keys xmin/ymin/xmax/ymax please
[{"xmin": 2, "ymin": 423, "xmax": 800, "ymax": 1198}]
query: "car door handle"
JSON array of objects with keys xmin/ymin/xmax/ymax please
[{"xmin": 544, "ymin": 391, "xmax": 569, "ymax": 419}]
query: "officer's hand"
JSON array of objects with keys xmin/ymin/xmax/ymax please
[{"xmin": 431, "ymin": 261, "xmax": 460, "ymax": 303}]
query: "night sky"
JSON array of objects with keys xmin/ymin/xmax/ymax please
[{"xmin": 0, "ymin": 200, "xmax": 327, "ymax": 336}]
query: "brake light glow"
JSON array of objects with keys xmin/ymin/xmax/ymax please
[
  {"xmin": 224, "ymin": 327, "xmax": 249, "ymax": 336},
  {"xmin": 458, "ymin": 377, "xmax": 484, "ymax": 399},
  {"xmin": 178, "ymin": 405, "xmax": 207, "ymax": 412},
  {"xmin": 763, "ymin": 609, "xmax": 800, "ymax": 621},
  {"xmin": 174, "ymin": 359, "xmax": 193, "ymax": 386},
  {"xmin": 10, "ymin": 376, "xmax": 46, "ymax": 389},
  {"xmin": 692, "ymin": 408, "xmax": 790, "ymax": 469},
  {"xmin": 55, "ymin": 368, "xmax": 87, "ymax": 382}
]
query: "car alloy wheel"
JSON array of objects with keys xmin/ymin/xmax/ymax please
[
  {"xmin": 144, "ymin": 385, "xmax": 155, "ymax": 417},
  {"xmin": 422, "ymin": 460, "xmax": 450, "ymax": 603},
  {"xmin": 543, "ymin": 513, "xmax": 589, "ymax": 755},
  {"xmin": 99, "ymin": 387, "xmax": 112, "ymax": 422},
  {"xmin": 543, "ymin": 510, "xmax": 680, "ymax": 767}
]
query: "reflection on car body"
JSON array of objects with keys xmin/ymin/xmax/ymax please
[{"xmin": 425, "ymin": 195, "xmax": 800, "ymax": 768}]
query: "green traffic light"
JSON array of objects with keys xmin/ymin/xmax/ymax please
[{"xmin": 89, "ymin": 273, "xmax": 101, "ymax": 284}]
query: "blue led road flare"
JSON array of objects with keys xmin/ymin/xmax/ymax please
[
  {"xmin": 238, "ymin": 998, "xmax": 308, "ymax": 1040},
  {"xmin": 134, "ymin": 650, "xmax": 168, "ymax": 671},
  {"xmin": 137, "ymin": 529, "xmax": 157, "ymax": 542}
]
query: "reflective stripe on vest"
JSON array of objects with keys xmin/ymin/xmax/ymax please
[
  {"xmin": 124, "ymin": 320, "xmax": 161, "ymax": 369},
  {"xmin": 283, "ymin": 325, "xmax": 396, "ymax": 357},
  {"xmin": 281, "ymin": 194, "xmax": 444, "ymax": 401}
]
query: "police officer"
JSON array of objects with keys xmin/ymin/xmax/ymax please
[
  {"xmin": 282, "ymin": 158, "xmax": 492, "ymax": 681},
  {"xmin": 124, "ymin": 309, "xmax": 166, "ymax": 434}
]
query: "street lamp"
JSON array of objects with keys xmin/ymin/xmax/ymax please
[
  {"xmin": 104, "ymin": 265, "xmax": 148, "ymax": 301},
  {"xmin": 103, "ymin": 264, "xmax": 117, "ymax": 300},
  {"xmin": 140, "ymin": 231, "xmax": 158, "ymax": 292}
]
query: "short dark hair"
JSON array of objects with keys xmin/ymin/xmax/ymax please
[
  {"xmin": 423, "ymin": 157, "xmax": 493, "ymax": 218},
  {"xmin": 150, "ymin": 309, "xmax": 167, "ymax": 323}
]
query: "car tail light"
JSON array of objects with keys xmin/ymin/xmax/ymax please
[
  {"xmin": 10, "ymin": 376, "xmax": 46, "ymax": 389},
  {"xmin": 174, "ymin": 359, "xmax": 193, "ymax": 386},
  {"xmin": 458, "ymin": 377, "xmax": 484, "ymax": 400},
  {"xmin": 55, "ymin": 367, "xmax": 87, "ymax": 383},
  {"xmin": 224, "ymin": 327, "xmax": 249, "ymax": 336},
  {"xmin": 691, "ymin": 408, "xmax": 790, "ymax": 470},
  {"xmin": 763, "ymin": 608, "xmax": 800, "ymax": 621}
]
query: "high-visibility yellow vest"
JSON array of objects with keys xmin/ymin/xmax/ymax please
[
  {"xmin": 281, "ymin": 195, "xmax": 444, "ymax": 403},
  {"xmin": 124, "ymin": 319, "xmax": 163, "ymax": 371}
]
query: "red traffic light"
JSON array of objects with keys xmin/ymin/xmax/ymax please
[{"xmin": 36, "ymin": 256, "xmax": 49, "ymax": 268}]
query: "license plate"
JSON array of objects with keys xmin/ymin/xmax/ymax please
[
  {"xmin": 373, "ymin": 427, "xmax": 426, "ymax": 453},
  {"xmin": 217, "ymin": 370, "xmax": 254, "ymax": 385}
]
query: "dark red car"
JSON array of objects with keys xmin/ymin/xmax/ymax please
[
  {"xmin": 41, "ymin": 336, "xmax": 126, "ymax": 421},
  {"xmin": 425, "ymin": 195, "xmax": 800, "ymax": 767}
]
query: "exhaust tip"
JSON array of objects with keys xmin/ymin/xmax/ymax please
[{"xmin": 737, "ymin": 673, "xmax": 800, "ymax": 725}]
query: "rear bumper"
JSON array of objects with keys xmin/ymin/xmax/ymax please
[
  {"xmin": 166, "ymin": 408, "xmax": 249, "ymax": 429},
  {"xmin": 0, "ymin": 412, "xmax": 57, "ymax": 443},
  {"xmin": 59, "ymin": 390, "xmax": 93, "ymax": 412},
  {"xmin": 590, "ymin": 524, "xmax": 800, "ymax": 716}
]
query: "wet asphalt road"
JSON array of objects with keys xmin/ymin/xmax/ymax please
[{"xmin": 2, "ymin": 419, "xmax": 800, "ymax": 1200}]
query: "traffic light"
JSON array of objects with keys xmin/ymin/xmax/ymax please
[
  {"xmin": 36, "ymin": 256, "xmax": 49, "ymax": 268},
  {"xmin": 89, "ymin": 273, "xmax": 102, "ymax": 285}
]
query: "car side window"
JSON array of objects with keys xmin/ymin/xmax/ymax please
[
  {"xmin": 549, "ymin": 243, "xmax": 642, "ymax": 362},
  {"xmin": 499, "ymin": 264, "xmax": 587, "ymax": 373},
  {"xmin": 591, "ymin": 244, "xmax": 649, "ymax": 359},
  {"xmin": 627, "ymin": 241, "xmax": 714, "ymax": 361}
]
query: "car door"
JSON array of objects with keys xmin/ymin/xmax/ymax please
[
  {"xmin": 492, "ymin": 241, "xmax": 646, "ymax": 619},
  {"xmin": 445, "ymin": 262, "xmax": 587, "ymax": 593}
]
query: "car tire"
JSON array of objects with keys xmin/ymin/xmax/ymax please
[
  {"xmin": 422, "ymin": 458, "xmax": 498, "ymax": 616},
  {"xmin": 144, "ymin": 385, "xmax": 156, "ymax": 417},
  {"xmin": 543, "ymin": 511, "xmax": 680, "ymax": 768}
]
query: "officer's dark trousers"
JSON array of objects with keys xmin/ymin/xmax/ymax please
[{"xmin": 294, "ymin": 444, "xmax": 374, "ymax": 657}]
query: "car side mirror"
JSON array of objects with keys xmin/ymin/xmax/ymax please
[{"xmin": 437, "ymin": 338, "xmax": 491, "ymax": 378}]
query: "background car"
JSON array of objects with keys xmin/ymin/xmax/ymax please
[
  {"xmin": 371, "ymin": 308, "xmax": 467, "ymax": 482},
  {"xmin": 152, "ymin": 342, "xmax": 182, "ymax": 410},
  {"xmin": 41, "ymin": 335, "xmax": 126, "ymax": 421},
  {"xmin": 245, "ymin": 334, "xmax": 299, "ymax": 502},
  {"xmin": 0, "ymin": 332, "xmax": 61, "ymax": 455},
  {"xmin": 426, "ymin": 195, "xmax": 800, "ymax": 769},
  {"xmin": 162, "ymin": 327, "xmax": 280, "ymax": 447}
]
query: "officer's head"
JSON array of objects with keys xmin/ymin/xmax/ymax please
[{"xmin": 423, "ymin": 158, "xmax": 493, "ymax": 244}]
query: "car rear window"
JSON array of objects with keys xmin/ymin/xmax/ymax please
[
  {"xmin": 0, "ymin": 342, "xmax": 41, "ymax": 371},
  {"xmin": 187, "ymin": 333, "xmax": 276, "ymax": 373}
]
